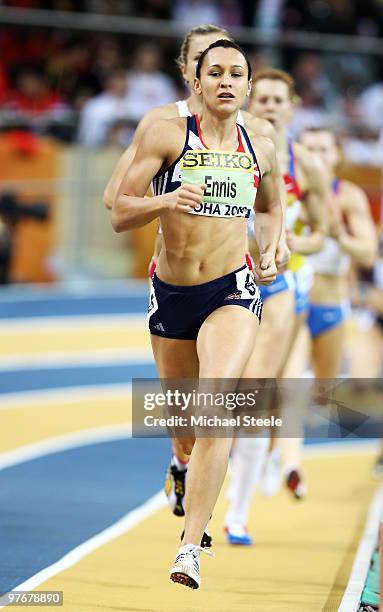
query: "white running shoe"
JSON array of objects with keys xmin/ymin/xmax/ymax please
[
  {"xmin": 170, "ymin": 543, "xmax": 213, "ymax": 589},
  {"xmin": 259, "ymin": 448, "xmax": 282, "ymax": 497},
  {"xmin": 224, "ymin": 523, "xmax": 253, "ymax": 546}
]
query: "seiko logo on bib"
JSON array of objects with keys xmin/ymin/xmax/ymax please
[{"xmin": 181, "ymin": 150, "xmax": 252, "ymax": 171}]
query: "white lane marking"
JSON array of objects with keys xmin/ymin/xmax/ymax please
[
  {"xmin": 0, "ymin": 422, "xmax": 164, "ymax": 607},
  {"xmin": 0, "ymin": 383, "xmax": 132, "ymax": 410},
  {"xmin": 0, "ymin": 424, "xmax": 132, "ymax": 471},
  {"xmin": 0, "ymin": 347, "xmax": 153, "ymax": 370},
  {"xmin": 338, "ymin": 484, "xmax": 383, "ymax": 612},
  {"xmin": 0, "ymin": 435, "xmax": 378, "ymax": 606},
  {"xmin": 0, "ymin": 431, "xmax": 377, "ymax": 472},
  {"xmin": 0, "ymin": 314, "xmax": 146, "ymax": 331},
  {"xmin": 0, "ymin": 490, "xmax": 166, "ymax": 609}
]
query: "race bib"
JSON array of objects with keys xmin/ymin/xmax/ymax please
[{"xmin": 180, "ymin": 150, "xmax": 256, "ymax": 218}]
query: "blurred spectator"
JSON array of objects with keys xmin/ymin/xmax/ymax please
[
  {"xmin": 330, "ymin": 53, "xmax": 377, "ymax": 97},
  {"xmin": 4, "ymin": 69, "xmax": 69, "ymax": 124},
  {"xmin": 342, "ymin": 125, "xmax": 383, "ymax": 166},
  {"xmin": 293, "ymin": 53, "xmax": 337, "ymax": 109},
  {"xmin": 282, "ymin": 0, "xmax": 354, "ymax": 34},
  {"xmin": 281, "ymin": 0, "xmax": 383, "ymax": 34},
  {"xmin": 0, "ymin": 27, "xmax": 61, "ymax": 75},
  {"xmin": 46, "ymin": 41, "xmax": 95, "ymax": 109},
  {"xmin": 105, "ymin": 117, "xmax": 136, "ymax": 148},
  {"xmin": 286, "ymin": 53, "xmax": 337, "ymax": 137},
  {"xmin": 248, "ymin": 51, "xmax": 269, "ymax": 75},
  {"xmin": 84, "ymin": 0, "xmax": 134, "ymax": 14},
  {"xmin": 341, "ymin": 92, "xmax": 363, "ymax": 124},
  {"xmin": 126, "ymin": 43, "xmax": 177, "ymax": 118},
  {"xmin": 171, "ymin": 0, "xmax": 223, "ymax": 27},
  {"xmin": 219, "ymin": 0, "xmax": 243, "ymax": 26},
  {"xmin": 254, "ymin": 0, "xmax": 285, "ymax": 31},
  {"xmin": 339, "ymin": 81, "xmax": 383, "ymax": 165},
  {"xmin": 0, "ymin": 61, "xmax": 10, "ymax": 104},
  {"xmin": 90, "ymin": 38, "xmax": 122, "ymax": 87},
  {"xmin": 137, "ymin": 0, "xmax": 171, "ymax": 19},
  {"xmin": 357, "ymin": 82, "xmax": 383, "ymax": 130},
  {"xmin": 77, "ymin": 69, "xmax": 136, "ymax": 147},
  {"xmin": 306, "ymin": 0, "xmax": 357, "ymax": 34},
  {"xmin": 287, "ymin": 105, "xmax": 328, "ymax": 140}
]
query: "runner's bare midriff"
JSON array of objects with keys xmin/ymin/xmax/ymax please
[
  {"xmin": 157, "ymin": 214, "xmax": 246, "ymax": 285},
  {"xmin": 310, "ymin": 273, "xmax": 348, "ymax": 304}
]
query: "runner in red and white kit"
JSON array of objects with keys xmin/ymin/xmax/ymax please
[{"xmin": 223, "ymin": 69, "xmax": 328, "ymax": 545}]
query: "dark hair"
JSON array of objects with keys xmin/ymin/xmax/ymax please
[
  {"xmin": 195, "ymin": 39, "xmax": 251, "ymax": 81},
  {"xmin": 176, "ymin": 25, "xmax": 232, "ymax": 70}
]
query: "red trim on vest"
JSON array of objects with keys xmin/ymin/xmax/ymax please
[
  {"xmin": 195, "ymin": 114, "xmax": 244, "ymax": 152},
  {"xmin": 148, "ymin": 257, "xmax": 156, "ymax": 279},
  {"xmin": 245, "ymin": 253, "xmax": 254, "ymax": 270}
]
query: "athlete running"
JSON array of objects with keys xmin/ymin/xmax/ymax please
[
  {"xmin": 103, "ymin": 26, "xmax": 282, "ymax": 543},
  {"xmin": 111, "ymin": 39, "xmax": 282, "ymax": 589},
  {"xmin": 349, "ymin": 228, "xmax": 382, "ymax": 475},
  {"xmin": 275, "ymin": 127, "xmax": 378, "ymax": 498},
  {"xmin": 223, "ymin": 69, "xmax": 328, "ymax": 544},
  {"xmin": 349, "ymin": 230, "xmax": 383, "ymax": 381},
  {"xmin": 302, "ymin": 127, "xmax": 376, "ymax": 376}
]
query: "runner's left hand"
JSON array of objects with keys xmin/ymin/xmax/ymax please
[{"xmin": 253, "ymin": 252, "xmax": 277, "ymax": 285}]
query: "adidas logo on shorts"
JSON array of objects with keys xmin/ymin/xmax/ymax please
[
  {"xmin": 154, "ymin": 323, "xmax": 165, "ymax": 331},
  {"xmin": 224, "ymin": 291, "xmax": 242, "ymax": 300}
]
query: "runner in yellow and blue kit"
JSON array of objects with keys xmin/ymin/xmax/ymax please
[
  {"xmin": 272, "ymin": 127, "xmax": 377, "ymax": 499},
  {"xmin": 307, "ymin": 178, "xmax": 351, "ymax": 340},
  {"xmin": 300, "ymin": 127, "xmax": 377, "ymax": 376}
]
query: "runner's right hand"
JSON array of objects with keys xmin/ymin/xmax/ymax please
[{"xmin": 166, "ymin": 184, "xmax": 206, "ymax": 213}]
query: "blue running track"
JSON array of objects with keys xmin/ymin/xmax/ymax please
[{"xmin": 0, "ymin": 438, "xmax": 170, "ymax": 595}]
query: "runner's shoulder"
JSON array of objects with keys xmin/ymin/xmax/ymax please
[
  {"xmin": 339, "ymin": 179, "xmax": 369, "ymax": 212},
  {"xmin": 140, "ymin": 116, "xmax": 187, "ymax": 153},
  {"xmin": 133, "ymin": 103, "xmax": 180, "ymax": 141},
  {"xmin": 242, "ymin": 111, "xmax": 276, "ymax": 142}
]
